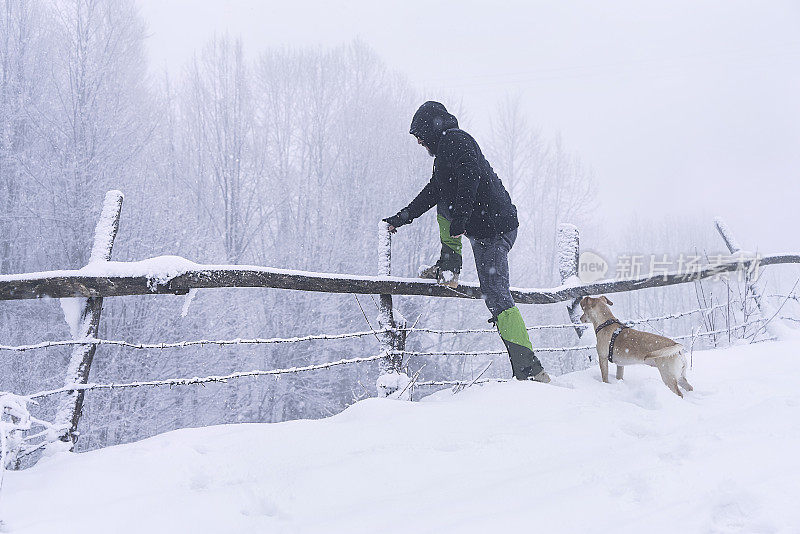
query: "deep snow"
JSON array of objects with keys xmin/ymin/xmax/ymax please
[{"xmin": 4, "ymin": 338, "xmax": 800, "ymax": 533}]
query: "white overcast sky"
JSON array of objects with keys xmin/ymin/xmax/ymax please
[{"xmin": 138, "ymin": 0, "xmax": 800, "ymax": 254}]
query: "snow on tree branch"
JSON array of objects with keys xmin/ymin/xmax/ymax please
[{"xmin": 1, "ymin": 393, "xmax": 33, "ymax": 477}]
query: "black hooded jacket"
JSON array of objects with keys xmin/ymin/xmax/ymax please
[{"xmin": 389, "ymin": 101, "xmax": 519, "ymax": 239}]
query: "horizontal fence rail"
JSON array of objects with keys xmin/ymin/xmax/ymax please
[{"xmin": 2, "ymin": 254, "xmax": 799, "ymax": 304}]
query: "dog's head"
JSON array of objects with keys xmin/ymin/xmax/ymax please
[{"xmin": 579, "ymin": 295, "xmax": 613, "ymax": 323}]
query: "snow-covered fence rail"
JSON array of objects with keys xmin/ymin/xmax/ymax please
[
  {"xmin": 4, "ymin": 253, "xmax": 800, "ymax": 304},
  {"xmin": 1, "ymin": 191, "xmax": 798, "ymax": 468}
]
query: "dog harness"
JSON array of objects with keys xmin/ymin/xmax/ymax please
[{"xmin": 595, "ymin": 319, "xmax": 629, "ymax": 363}]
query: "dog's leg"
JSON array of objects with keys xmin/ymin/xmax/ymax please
[
  {"xmin": 657, "ymin": 366, "xmax": 683, "ymax": 398},
  {"xmin": 678, "ymin": 377, "xmax": 693, "ymax": 391},
  {"xmin": 678, "ymin": 357, "xmax": 693, "ymax": 391},
  {"xmin": 599, "ymin": 355, "xmax": 609, "ymax": 383},
  {"xmin": 616, "ymin": 365, "xmax": 624, "ymax": 380}
]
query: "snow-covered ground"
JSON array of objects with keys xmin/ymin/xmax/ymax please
[{"xmin": 4, "ymin": 338, "xmax": 800, "ymax": 534}]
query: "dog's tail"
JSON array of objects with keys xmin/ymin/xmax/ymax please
[{"xmin": 646, "ymin": 343, "xmax": 685, "ymax": 360}]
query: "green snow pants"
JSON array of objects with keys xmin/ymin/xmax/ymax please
[
  {"xmin": 435, "ymin": 208, "xmax": 462, "ymax": 274},
  {"xmin": 469, "ymin": 229, "xmax": 544, "ymax": 380}
]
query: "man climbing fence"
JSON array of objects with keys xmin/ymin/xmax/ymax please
[{"xmin": 383, "ymin": 101, "xmax": 551, "ymax": 383}]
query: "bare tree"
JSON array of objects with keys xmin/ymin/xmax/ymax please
[
  {"xmin": 182, "ymin": 36, "xmax": 263, "ymax": 264},
  {"xmin": 0, "ymin": 0, "xmax": 47, "ymax": 275},
  {"xmin": 21, "ymin": 0, "xmax": 151, "ymax": 268}
]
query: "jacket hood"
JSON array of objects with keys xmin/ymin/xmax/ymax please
[{"xmin": 409, "ymin": 101, "xmax": 458, "ymax": 155}]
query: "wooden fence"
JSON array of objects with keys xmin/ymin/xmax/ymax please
[{"xmin": 0, "ymin": 190, "xmax": 798, "ymax": 468}]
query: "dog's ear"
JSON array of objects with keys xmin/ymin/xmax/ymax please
[
  {"xmin": 602, "ymin": 296, "xmax": 613, "ymax": 306},
  {"xmin": 579, "ymin": 296, "xmax": 588, "ymax": 308}
]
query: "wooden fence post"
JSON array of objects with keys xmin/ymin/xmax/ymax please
[
  {"xmin": 558, "ymin": 223, "xmax": 584, "ymax": 337},
  {"xmin": 714, "ymin": 216, "xmax": 765, "ymax": 312},
  {"xmin": 48, "ymin": 191, "xmax": 123, "ymax": 451},
  {"xmin": 713, "ymin": 217, "xmax": 744, "ymax": 256},
  {"xmin": 376, "ymin": 222, "xmax": 407, "ymax": 397},
  {"xmin": 713, "ymin": 217, "xmax": 787, "ymax": 338}
]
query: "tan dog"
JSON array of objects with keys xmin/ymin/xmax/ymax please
[{"xmin": 579, "ymin": 296, "xmax": 693, "ymax": 397}]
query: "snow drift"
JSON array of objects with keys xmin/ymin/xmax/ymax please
[{"xmin": 3, "ymin": 338, "xmax": 800, "ymax": 533}]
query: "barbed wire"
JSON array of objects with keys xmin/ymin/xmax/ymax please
[
  {"xmin": 766, "ymin": 293, "xmax": 800, "ymax": 302},
  {"xmin": 394, "ymin": 318, "xmax": 767, "ymax": 358},
  {"xmin": 26, "ymin": 352, "xmax": 389, "ymax": 400},
  {"xmin": 10, "ymin": 313, "xmax": 780, "ymax": 462},
  {"xmin": 672, "ymin": 318, "xmax": 765, "ymax": 342},
  {"xmin": 0, "ymin": 329, "xmax": 391, "ymax": 353},
  {"xmin": 413, "ymin": 378, "xmax": 509, "ymax": 387},
  {"xmin": 0, "ymin": 302, "xmax": 749, "ymax": 353},
  {"xmin": 404, "ymin": 323, "xmax": 588, "ymax": 335},
  {"xmin": 6, "ymin": 290, "xmax": 784, "ymax": 408},
  {"xmin": 622, "ymin": 301, "xmax": 737, "ymax": 325},
  {"xmin": 393, "ymin": 345, "xmax": 595, "ymax": 357},
  {"xmin": 18, "ymin": 318, "xmax": 766, "ymax": 401},
  {"xmin": 4, "ymin": 317, "xmax": 769, "ymax": 364},
  {"xmin": 401, "ymin": 301, "xmax": 740, "ymax": 335}
]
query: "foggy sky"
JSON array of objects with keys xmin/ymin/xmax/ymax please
[{"xmin": 138, "ymin": 0, "xmax": 800, "ymax": 254}]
